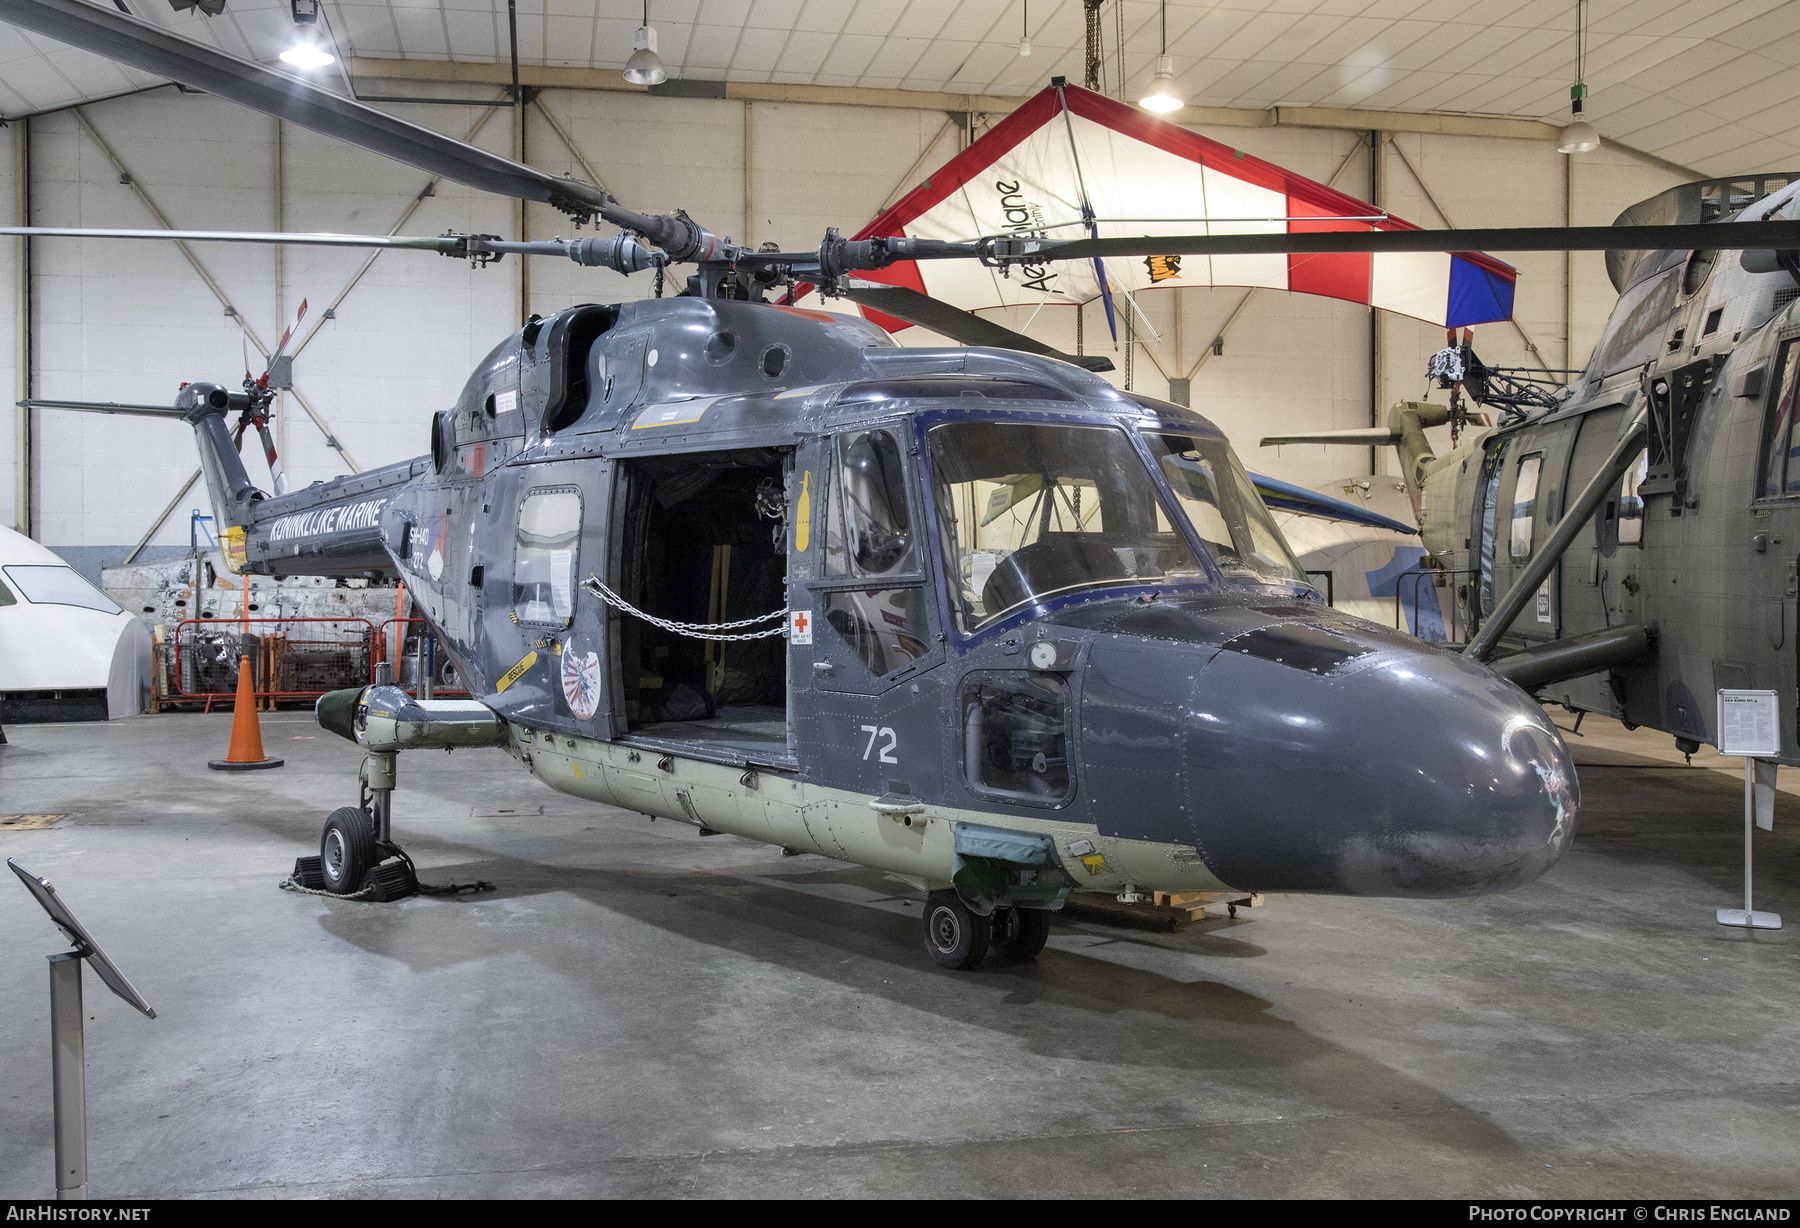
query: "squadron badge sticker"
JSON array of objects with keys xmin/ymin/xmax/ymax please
[{"xmin": 561, "ymin": 647, "xmax": 603, "ymax": 720}]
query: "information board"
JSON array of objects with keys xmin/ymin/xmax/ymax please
[{"xmin": 1717, "ymin": 689, "xmax": 1781, "ymax": 758}]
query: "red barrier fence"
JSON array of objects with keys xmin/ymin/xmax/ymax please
[
  {"xmin": 156, "ymin": 617, "xmax": 375, "ymax": 711},
  {"xmin": 376, "ymin": 617, "xmax": 469, "ymax": 697}
]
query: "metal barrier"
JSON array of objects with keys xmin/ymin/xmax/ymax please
[
  {"xmin": 161, "ymin": 617, "xmax": 375, "ymax": 710},
  {"xmin": 1395, "ymin": 568, "xmax": 1477, "ymax": 645},
  {"xmin": 376, "ymin": 618, "xmax": 470, "ymax": 697}
]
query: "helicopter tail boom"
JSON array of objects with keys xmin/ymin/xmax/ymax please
[{"xmin": 177, "ymin": 382, "xmax": 418, "ymax": 578}]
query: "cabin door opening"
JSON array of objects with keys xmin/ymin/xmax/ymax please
[{"xmin": 611, "ymin": 447, "xmax": 793, "ymax": 762}]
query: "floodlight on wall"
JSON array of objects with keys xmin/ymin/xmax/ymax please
[
  {"xmin": 624, "ymin": 0, "xmax": 667, "ymax": 87},
  {"xmin": 1139, "ymin": 2, "xmax": 1182, "ymax": 113},
  {"xmin": 1556, "ymin": 0, "xmax": 1600, "ymax": 154}
]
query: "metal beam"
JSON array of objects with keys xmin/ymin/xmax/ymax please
[
  {"xmin": 72, "ymin": 108, "xmax": 271, "ymax": 357},
  {"xmin": 72, "ymin": 109, "xmax": 368, "ymax": 474},
  {"xmin": 1274, "ymin": 105, "xmax": 1560, "ymax": 142},
  {"xmin": 879, "ymin": 116, "xmax": 957, "ymax": 212},
  {"xmin": 346, "ymin": 58, "xmax": 1027, "ymax": 117},
  {"xmin": 288, "ymin": 105, "xmax": 503, "ymax": 365},
  {"xmin": 124, "ymin": 466, "xmax": 199, "ymax": 563},
  {"xmin": 12, "ymin": 115, "xmax": 28, "ymax": 536},
  {"xmin": 529, "ymin": 97, "xmax": 609, "ymax": 197}
]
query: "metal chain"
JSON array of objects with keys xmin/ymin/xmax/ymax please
[
  {"xmin": 581, "ymin": 575, "xmax": 790, "ymax": 642},
  {"xmin": 278, "ymin": 875, "xmax": 374, "ymax": 900}
]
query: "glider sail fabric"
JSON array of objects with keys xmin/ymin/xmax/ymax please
[{"xmin": 797, "ymin": 83, "xmax": 1516, "ymax": 333}]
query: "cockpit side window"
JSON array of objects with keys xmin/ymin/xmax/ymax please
[
  {"xmin": 824, "ymin": 428, "xmax": 915, "ymax": 577},
  {"xmin": 1474, "ymin": 437, "xmax": 1511, "ymax": 617},
  {"xmin": 515, "ymin": 487, "xmax": 581, "ymax": 627},
  {"xmin": 1758, "ymin": 338, "xmax": 1800, "ymax": 499},
  {"xmin": 1510, "ymin": 453, "xmax": 1544, "ymax": 561},
  {"xmin": 819, "ymin": 428, "xmax": 927, "ymax": 678}
]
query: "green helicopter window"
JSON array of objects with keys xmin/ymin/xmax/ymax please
[
  {"xmin": 515, "ymin": 487, "xmax": 581, "ymax": 626},
  {"xmin": 1510, "ymin": 454, "xmax": 1543, "ymax": 561},
  {"xmin": 1758, "ymin": 338, "xmax": 1800, "ymax": 499}
]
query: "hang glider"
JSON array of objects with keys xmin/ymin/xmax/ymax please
[{"xmin": 795, "ymin": 81, "xmax": 1516, "ymax": 338}]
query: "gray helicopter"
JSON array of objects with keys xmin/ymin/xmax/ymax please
[
  {"xmin": 7, "ymin": 0, "xmax": 1798, "ymax": 970},
  {"xmin": 1265, "ymin": 172, "xmax": 1800, "ymax": 768}
]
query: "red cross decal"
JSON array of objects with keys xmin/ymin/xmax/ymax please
[{"xmin": 793, "ymin": 612, "xmax": 809, "ymax": 632}]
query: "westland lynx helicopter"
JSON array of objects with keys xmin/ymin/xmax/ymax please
[
  {"xmin": 6, "ymin": 0, "xmax": 1798, "ymax": 969},
  {"xmin": 1264, "ymin": 173, "xmax": 1800, "ymax": 768}
]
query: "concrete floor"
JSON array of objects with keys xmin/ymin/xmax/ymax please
[{"xmin": 1, "ymin": 709, "xmax": 1797, "ymax": 1199}]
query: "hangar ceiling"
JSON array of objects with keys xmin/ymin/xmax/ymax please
[{"xmin": 1, "ymin": 0, "xmax": 1798, "ymax": 177}]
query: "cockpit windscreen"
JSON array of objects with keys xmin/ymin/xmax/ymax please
[
  {"xmin": 1145, "ymin": 433, "xmax": 1305, "ymax": 585},
  {"xmin": 928, "ymin": 421, "xmax": 1207, "ymax": 632}
]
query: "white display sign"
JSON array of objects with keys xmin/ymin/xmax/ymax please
[{"xmin": 1718, "ymin": 689, "xmax": 1781, "ymax": 758}]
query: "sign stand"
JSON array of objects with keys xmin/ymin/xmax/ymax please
[
  {"xmin": 7, "ymin": 859, "xmax": 156, "ymax": 1200},
  {"xmin": 1714, "ymin": 691, "xmax": 1783, "ymax": 930}
]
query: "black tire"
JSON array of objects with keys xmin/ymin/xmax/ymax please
[
  {"xmin": 993, "ymin": 907, "xmax": 1051, "ymax": 961},
  {"xmin": 923, "ymin": 889, "xmax": 991, "ymax": 970},
  {"xmin": 320, "ymin": 806, "xmax": 377, "ymax": 895}
]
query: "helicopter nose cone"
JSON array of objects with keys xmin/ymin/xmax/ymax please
[{"xmin": 1075, "ymin": 602, "xmax": 1576, "ymax": 897}]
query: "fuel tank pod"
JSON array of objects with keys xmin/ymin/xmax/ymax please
[
  {"xmin": 316, "ymin": 684, "xmax": 508, "ymax": 752},
  {"xmin": 1068, "ymin": 599, "xmax": 1577, "ymax": 898}
]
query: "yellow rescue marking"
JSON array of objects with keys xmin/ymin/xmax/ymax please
[
  {"xmin": 496, "ymin": 650, "xmax": 538, "ymax": 692},
  {"xmin": 795, "ymin": 471, "xmax": 811, "ymax": 553},
  {"xmin": 631, "ymin": 397, "xmax": 719, "ymax": 429},
  {"xmin": 0, "ymin": 814, "xmax": 70, "ymax": 830},
  {"xmin": 1080, "ymin": 853, "xmax": 1108, "ymax": 876},
  {"xmin": 774, "ymin": 384, "xmax": 824, "ymax": 400},
  {"xmin": 571, "ymin": 762, "xmax": 584, "ymax": 779}
]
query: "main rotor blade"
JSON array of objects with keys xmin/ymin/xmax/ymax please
[
  {"xmin": 0, "ymin": 226, "xmax": 465, "ymax": 252},
  {"xmin": 0, "ymin": 0, "xmax": 609, "ymax": 221},
  {"xmin": 19, "ymin": 398, "xmax": 186, "ymax": 418},
  {"xmin": 839, "ymin": 283, "xmax": 1115, "ymax": 373},
  {"xmin": 1027, "ymin": 219, "xmax": 1800, "ymax": 261}
]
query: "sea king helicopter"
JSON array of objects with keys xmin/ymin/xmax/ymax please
[
  {"xmin": 1264, "ymin": 172, "xmax": 1800, "ymax": 771},
  {"xmin": 6, "ymin": 0, "xmax": 1800, "ymax": 970}
]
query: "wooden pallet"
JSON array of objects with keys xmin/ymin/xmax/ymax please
[
  {"xmin": 1153, "ymin": 890, "xmax": 1265, "ymax": 920},
  {"xmin": 1062, "ymin": 890, "xmax": 1266, "ymax": 931}
]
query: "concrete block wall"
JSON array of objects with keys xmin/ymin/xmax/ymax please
[{"xmin": 0, "ymin": 82, "xmax": 1695, "ymax": 556}]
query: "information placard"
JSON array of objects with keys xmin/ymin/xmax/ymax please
[{"xmin": 1718, "ymin": 689, "xmax": 1781, "ymax": 758}]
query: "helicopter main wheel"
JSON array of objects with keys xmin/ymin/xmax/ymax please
[
  {"xmin": 923, "ymin": 890, "xmax": 991, "ymax": 970},
  {"xmin": 320, "ymin": 805, "xmax": 378, "ymax": 895},
  {"xmin": 992, "ymin": 906, "xmax": 1051, "ymax": 961}
]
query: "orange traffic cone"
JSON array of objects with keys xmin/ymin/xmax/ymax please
[{"xmin": 208, "ymin": 654, "xmax": 283, "ymax": 771}]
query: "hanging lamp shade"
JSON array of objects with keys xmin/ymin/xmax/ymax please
[
  {"xmin": 1557, "ymin": 119, "xmax": 1599, "ymax": 154},
  {"xmin": 624, "ymin": 25, "xmax": 665, "ymax": 86},
  {"xmin": 1140, "ymin": 54, "xmax": 1181, "ymax": 113}
]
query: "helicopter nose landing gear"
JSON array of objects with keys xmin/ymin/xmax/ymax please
[{"xmin": 288, "ymin": 750, "xmax": 422, "ymax": 902}]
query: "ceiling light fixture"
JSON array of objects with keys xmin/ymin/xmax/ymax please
[
  {"xmin": 1557, "ymin": 0, "xmax": 1599, "ymax": 154},
  {"xmin": 624, "ymin": 0, "xmax": 667, "ymax": 87},
  {"xmin": 1139, "ymin": 0, "xmax": 1181, "ymax": 113},
  {"xmin": 1019, "ymin": 1, "xmax": 1030, "ymax": 57},
  {"xmin": 278, "ymin": 0, "xmax": 334, "ymax": 70}
]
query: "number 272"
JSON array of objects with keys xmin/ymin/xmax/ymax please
[{"xmin": 860, "ymin": 725, "xmax": 898, "ymax": 764}]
